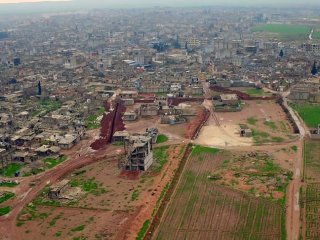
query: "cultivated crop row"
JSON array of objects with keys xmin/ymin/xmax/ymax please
[{"xmin": 154, "ymin": 152, "xmax": 285, "ymax": 240}]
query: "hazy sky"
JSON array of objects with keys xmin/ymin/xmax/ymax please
[
  {"xmin": 0, "ymin": 0, "xmax": 319, "ymax": 15},
  {"xmin": 0, "ymin": 0, "xmax": 319, "ymax": 5},
  {"xmin": 0, "ymin": 0, "xmax": 69, "ymax": 3}
]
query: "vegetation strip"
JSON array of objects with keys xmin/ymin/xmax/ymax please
[
  {"xmin": 142, "ymin": 144, "xmax": 192, "ymax": 240},
  {"xmin": 0, "ymin": 192, "xmax": 15, "ymax": 204}
]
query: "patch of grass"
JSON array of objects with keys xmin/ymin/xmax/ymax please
[
  {"xmin": 54, "ymin": 231, "xmax": 62, "ymax": 237},
  {"xmin": 33, "ymin": 99, "xmax": 62, "ymax": 117},
  {"xmin": 191, "ymin": 145, "xmax": 219, "ymax": 155},
  {"xmin": 252, "ymin": 129, "xmax": 269, "ymax": 138},
  {"xmin": 251, "ymin": 129, "xmax": 270, "ymax": 144},
  {"xmin": 0, "ymin": 181, "xmax": 19, "ymax": 187},
  {"xmin": 0, "ymin": 192, "xmax": 15, "ymax": 204},
  {"xmin": 244, "ymin": 88, "xmax": 266, "ymax": 97},
  {"xmin": 85, "ymin": 107, "xmax": 105, "ymax": 130},
  {"xmin": 262, "ymin": 160, "xmax": 281, "ymax": 173},
  {"xmin": 72, "ymin": 237, "xmax": 87, "ymax": 240},
  {"xmin": 131, "ymin": 189, "xmax": 139, "ymax": 201},
  {"xmin": 16, "ymin": 222, "xmax": 24, "ymax": 227},
  {"xmin": 71, "ymin": 225, "xmax": 85, "ymax": 232},
  {"xmin": 264, "ymin": 120, "xmax": 277, "ymax": 130},
  {"xmin": 156, "ymin": 134, "xmax": 169, "ymax": 144},
  {"xmin": 112, "ymin": 141, "xmax": 124, "ymax": 146},
  {"xmin": 136, "ymin": 219, "xmax": 150, "ymax": 240},
  {"xmin": 291, "ymin": 145, "xmax": 298, "ymax": 152},
  {"xmin": 247, "ymin": 117, "xmax": 258, "ymax": 125},
  {"xmin": 39, "ymin": 212, "xmax": 49, "ymax": 219},
  {"xmin": 290, "ymin": 103, "xmax": 320, "ymax": 128},
  {"xmin": 0, "ymin": 163, "xmax": 22, "ymax": 177},
  {"xmin": 49, "ymin": 212, "xmax": 63, "ymax": 226},
  {"xmin": 152, "ymin": 146, "xmax": 169, "ymax": 173},
  {"xmin": 0, "ymin": 206, "xmax": 11, "ymax": 216},
  {"xmin": 69, "ymin": 178, "xmax": 106, "ymax": 196},
  {"xmin": 43, "ymin": 155, "xmax": 67, "ymax": 169},
  {"xmin": 271, "ymin": 137, "xmax": 285, "ymax": 143},
  {"xmin": 152, "ymin": 183, "xmax": 170, "ymax": 216},
  {"xmin": 23, "ymin": 168, "xmax": 45, "ymax": 177}
]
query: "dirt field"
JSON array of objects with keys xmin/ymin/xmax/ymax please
[
  {"xmin": 153, "ymin": 147, "xmax": 286, "ymax": 240},
  {"xmin": 125, "ymin": 115, "xmax": 192, "ymax": 141},
  {"xmin": 195, "ymin": 124, "xmax": 253, "ymax": 147},
  {"xmin": 15, "ymin": 144, "xmax": 186, "ymax": 240},
  {"xmin": 196, "ymin": 100, "xmax": 296, "ymax": 147}
]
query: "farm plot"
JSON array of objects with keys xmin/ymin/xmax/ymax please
[
  {"xmin": 154, "ymin": 149, "xmax": 286, "ymax": 240},
  {"xmin": 301, "ymin": 140, "xmax": 320, "ymax": 240},
  {"xmin": 303, "ymin": 140, "xmax": 320, "ymax": 182},
  {"xmin": 290, "ymin": 103, "xmax": 320, "ymax": 129},
  {"xmin": 304, "ymin": 183, "xmax": 320, "ymax": 240},
  {"xmin": 252, "ymin": 24, "xmax": 310, "ymax": 40}
]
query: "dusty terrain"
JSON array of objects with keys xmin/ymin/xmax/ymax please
[
  {"xmin": 196, "ymin": 124, "xmax": 253, "ymax": 147},
  {"xmin": 196, "ymin": 100, "xmax": 296, "ymax": 147},
  {"xmin": 13, "ymin": 144, "xmax": 186, "ymax": 240}
]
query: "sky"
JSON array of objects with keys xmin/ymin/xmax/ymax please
[
  {"xmin": 0, "ymin": 0, "xmax": 69, "ymax": 3},
  {"xmin": 0, "ymin": 0, "xmax": 319, "ymax": 14},
  {"xmin": 0, "ymin": 0, "xmax": 319, "ymax": 5}
]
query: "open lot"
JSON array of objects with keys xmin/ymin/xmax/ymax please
[
  {"xmin": 196, "ymin": 100, "xmax": 296, "ymax": 147},
  {"xmin": 154, "ymin": 146, "xmax": 287, "ymax": 240},
  {"xmin": 230, "ymin": 88, "xmax": 273, "ymax": 98},
  {"xmin": 15, "ymin": 144, "xmax": 186, "ymax": 240}
]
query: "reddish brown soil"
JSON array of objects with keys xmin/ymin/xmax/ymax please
[
  {"xmin": 3, "ymin": 143, "xmax": 186, "ymax": 240},
  {"xmin": 185, "ymin": 107, "xmax": 209, "ymax": 139},
  {"xmin": 0, "ymin": 129, "xmax": 121, "ymax": 240},
  {"xmin": 119, "ymin": 171, "xmax": 141, "ymax": 180},
  {"xmin": 168, "ymin": 97, "xmax": 204, "ymax": 106},
  {"xmin": 122, "ymin": 145, "xmax": 186, "ymax": 240},
  {"xmin": 91, "ymin": 98, "xmax": 126, "ymax": 150}
]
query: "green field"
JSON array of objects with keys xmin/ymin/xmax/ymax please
[
  {"xmin": 0, "ymin": 181, "xmax": 18, "ymax": 187},
  {"xmin": 43, "ymin": 156, "xmax": 67, "ymax": 169},
  {"xmin": 0, "ymin": 192, "xmax": 15, "ymax": 204},
  {"xmin": 290, "ymin": 103, "xmax": 320, "ymax": 128},
  {"xmin": 0, "ymin": 206, "xmax": 11, "ymax": 216},
  {"xmin": 85, "ymin": 107, "xmax": 105, "ymax": 130},
  {"xmin": 252, "ymin": 24, "xmax": 311, "ymax": 40},
  {"xmin": 156, "ymin": 134, "xmax": 168, "ymax": 144},
  {"xmin": 303, "ymin": 140, "xmax": 320, "ymax": 181},
  {"xmin": 311, "ymin": 27, "xmax": 320, "ymax": 40},
  {"xmin": 301, "ymin": 140, "xmax": 320, "ymax": 239},
  {"xmin": 0, "ymin": 163, "xmax": 22, "ymax": 177},
  {"xmin": 151, "ymin": 146, "xmax": 169, "ymax": 173},
  {"xmin": 244, "ymin": 88, "xmax": 271, "ymax": 97},
  {"xmin": 154, "ymin": 149, "xmax": 286, "ymax": 240}
]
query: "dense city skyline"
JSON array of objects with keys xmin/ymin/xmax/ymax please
[{"xmin": 0, "ymin": 3, "xmax": 319, "ymax": 240}]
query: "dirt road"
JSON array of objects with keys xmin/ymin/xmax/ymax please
[
  {"xmin": 0, "ymin": 130, "xmax": 121, "ymax": 240},
  {"xmin": 264, "ymin": 87, "xmax": 306, "ymax": 240}
]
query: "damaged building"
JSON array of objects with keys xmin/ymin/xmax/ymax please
[{"xmin": 119, "ymin": 135, "xmax": 153, "ymax": 171}]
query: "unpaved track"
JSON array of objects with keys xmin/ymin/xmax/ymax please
[
  {"xmin": 0, "ymin": 130, "xmax": 121, "ymax": 240},
  {"xmin": 263, "ymin": 88, "xmax": 306, "ymax": 240}
]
